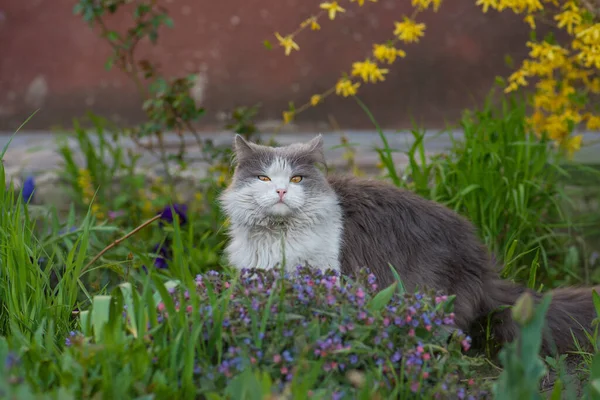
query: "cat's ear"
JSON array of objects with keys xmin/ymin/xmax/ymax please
[
  {"xmin": 304, "ymin": 134, "xmax": 325, "ymax": 165},
  {"xmin": 305, "ymin": 134, "xmax": 324, "ymax": 153},
  {"xmin": 233, "ymin": 134, "xmax": 255, "ymax": 161}
]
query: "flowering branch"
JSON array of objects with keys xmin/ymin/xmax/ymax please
[{"xmin": 270, "ymin": 0, "xmax": 436, "ymax": 126}]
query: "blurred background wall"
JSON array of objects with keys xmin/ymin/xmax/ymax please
[{"xmin": 0, "ymin": 0, "xmax": 538, "ymax": 132}]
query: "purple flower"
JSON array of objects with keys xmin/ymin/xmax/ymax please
[
  {"xmin": 21, "ymin": 175, "xmax": 35, "ymax": 203},
  {"xmin": 152, "ymin": 242, "xmax": 171, "ymax": 269},
  {"xmin": 159, "ymin": 203, "xmax": 188, "ymax": 226},
  {"xmin": 108, "ymin": 210, "xmax": 125, "ymax": 219},
  {"xmin": 65, "ymin": 330, "xmax": 78, "ymax": 347},
  {"xmin": 5, "ymin": 352, "xmax": 19, "ymax": 369}
]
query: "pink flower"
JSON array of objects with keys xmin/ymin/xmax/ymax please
[
  {"xmin": 411, "ymin": 381, "xmax": 420, "ymax": 393},
  {"xmin": 273, "ymin": 354, "xmax": 282, "ymax": 363},
  {"xmin": 461, "ymin": 339, "xmax": 471, "ymax": 351}
]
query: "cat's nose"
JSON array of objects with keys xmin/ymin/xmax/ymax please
[{"xmin": 276, "ymin": 189, "xmax": 287, "ymax": 200}]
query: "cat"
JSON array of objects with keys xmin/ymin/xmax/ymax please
[{"xmin": 219, "ymin": 133, "xmax": 600, "ymax": 357}]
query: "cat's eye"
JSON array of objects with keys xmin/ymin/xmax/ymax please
[
  {"xmin": 290, "ymin": 176, "xmax": 303, "ymax": 183},
  {"xmin": 258, "ymin": 175, "xmax": 271, "ymax": 182}
]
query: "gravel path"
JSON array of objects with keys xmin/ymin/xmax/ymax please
[{"xmin": 2, "ymin": 129, "xmax": 598, "ymax": 208}]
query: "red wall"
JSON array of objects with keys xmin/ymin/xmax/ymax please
[{"xmin": 0, "ymin": 0, "xmax": 539, "ymax": 132}]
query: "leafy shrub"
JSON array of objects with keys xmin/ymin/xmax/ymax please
[{"xmin": 0, "ymin": 267, "xmax": 490, "ymax": 399}]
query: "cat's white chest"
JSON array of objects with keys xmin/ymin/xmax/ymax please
[{"xmin": 225, "ymin": 220, "xmax": 342, "ymax": 273}]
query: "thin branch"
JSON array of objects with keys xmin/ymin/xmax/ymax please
[{"xmin": 82, "ymin": 214, "xmax": 162, "ymax": 274}]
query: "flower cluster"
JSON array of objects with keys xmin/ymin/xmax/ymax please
[
  {"xmin": 150, "ymin": 267, "xmax": 489, "ymax": 398},
  {"xmin": 271, "ymin": 0, "xmax": 440, "ymax": 124},
  {"xmin": 476, "ymin": 0, "xmax": 599, "ymax": 157},
  {"xmin": 76, "ymin": 168, "xmax": 105, "ymax": 219},
  {"xmin": 272, "ymin": 0, "xmax": 598, "ymax": 160}
]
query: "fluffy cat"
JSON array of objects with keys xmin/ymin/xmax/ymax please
[{"xmin": 219, "ymin": 134, "xmax": 599, "ymax": 356}]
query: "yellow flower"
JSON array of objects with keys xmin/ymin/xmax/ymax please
[
  {"xmin": 555, "ymin": 9, "xmax": 582, "ymax": 34},
  {"xmin": 282, "ymin": 110, "xmax": 295, "ymax": 124},
  {"xmin": 575, "ymin": 23, "xmax": 600, "ymax": 47},
  {"xmin": 562, "ymin": 134, "xmax": 582, "ymax": 158},
  {"xmin": 411, "ymin": 0, "xmax": 441, "ymax": 11},
  {"xmin": 526, "ymin": 110, "xmax": 546, "ymax": 136},
  {"xmin": 274, "ymin": 32, "xmax": 299, "ymax": 56},
  {"xmin": 586, "ymin": 115, "xmax": 600, "ymax": 130},
  {"xmin": 527, "ymin": 42, "xmax": 568, "ymax": 68},
  {"xmin": 301, "ymin": 16, "xmax": 321, "ymax": 31},
  {"xmin": 310, "ymin": 94, "xmax": 322, "ymax": 106},
  {"xmin": 475, "ymin": 0, "xmax": 497, "ymax": 13},
  {"xmin": 588, "ymin": 78, "xmax": 600, "ymax": 94},
  {"xmin": 335, "ymin": 78, "xmax": 360, "ymax": 97},
  {"xmin": 524, "ymin": 14, "xmax": 535, "ymax": 29},
  {"xmin": 411, "ymin": 0, "xmax": 430, "ymax": 9},
  {"xmin": 350, "ymin": 0, "xmax": 377, "ymax": 5},
  {"xmin": 504, "ymin": 68, "xmax": 529, "ymax": 93},
  {"xmin": 373, "ymin": 43, "xmax": 406, "ymax": 64},
  {"xmin": 543, "ymin": 115, "xmax": 569, "ymax": 141},
  {"xmin": 393, "ymin": 17, "xmax": 426, "ymax": 43},
  {"xmin": 91, "ymin": 203, "xmax": 104, "ymax": 220},
  {"xmin": 351, "ymin": 59, "xmax": 389, "ymax": 83},
  {"xmin": 320, "ymin": 1, "xmax": 346, "ymax": 20}
]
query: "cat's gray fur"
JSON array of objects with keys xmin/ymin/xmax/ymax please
[{"xmin": 220, "ymin": 134, "xmax": 599, "ymax": 356}]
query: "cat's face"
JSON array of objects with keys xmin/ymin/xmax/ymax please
[{"xmin": 222, "ymin": 135, "xmax": 331, "ymax": 221}]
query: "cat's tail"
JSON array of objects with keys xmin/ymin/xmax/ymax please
[{"xmin": 477, "ymin": 279, "xmax": 600, "ymax": 356}]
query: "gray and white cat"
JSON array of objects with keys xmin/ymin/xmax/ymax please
[{"xmin": 219, "ymin": 134, "xmax": 599, "ymax": 357}]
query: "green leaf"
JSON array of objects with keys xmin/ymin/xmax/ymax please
[
  {"xmin": 91, "ymin": 295, "xmax": 112, "ymax": 342},
  {"xmin": 593, "ymin": 290, "xmax": 600, "ymax": 320},
  {"xmin": 368, "ymin": 281, "xmax": 397, "ymax": 312},
  {"xmin": 388, "ymin": 263, "xmax": 406, "ymax": 295},
  {"xmin": 591, "ymin": 353, "xmax": 600, "ymax": 379},
  {"xmin": 105, "ymin": 30, "xmax": 120, "ymax": 43},
  {"xmin": 589, "ymin": 378, "xmax": 600, "ymax": 400},
  {"xmin": 549, "ymin": 378, "xmax": 563, "ymax": 400},
  {"xmin": 105, "ymin": 57, "xmax": 115, "ymax": 71}
]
